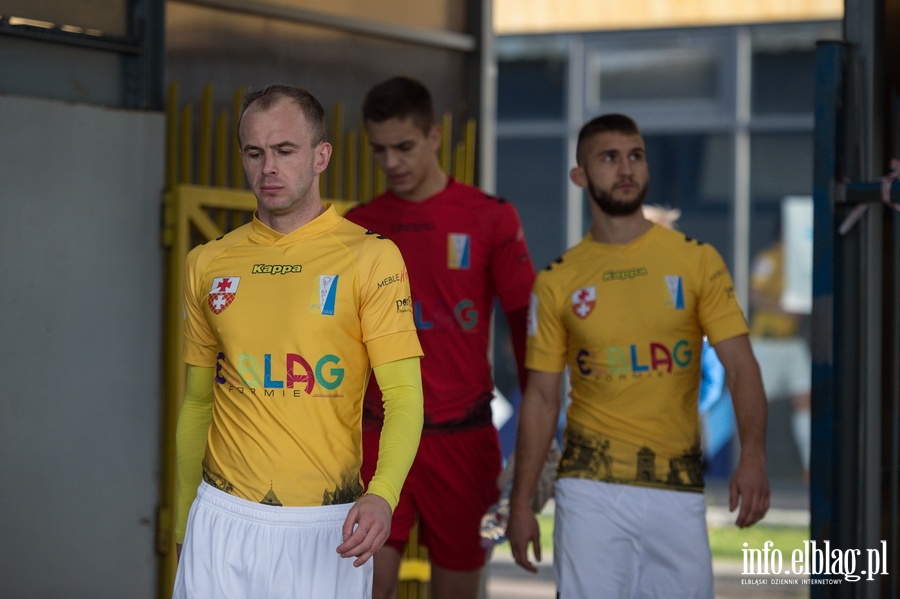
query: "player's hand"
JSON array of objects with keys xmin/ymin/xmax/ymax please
[
  {"xmin": 729, "ymin": 453, "xmax": 770, "ymax": 527},
  {"xmin": 507, "ymin": 502, "xmax": 542, "ymax": 573},
  {"xmin": 336, "ymin": 494, "xmax": 392, "ymax": 567}
]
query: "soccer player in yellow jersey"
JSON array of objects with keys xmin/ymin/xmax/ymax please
[
  {"xmin": 750, "ymin": 240, "xmax": 812, "ymax": 482},
  {"xmin": 172, "ymin": 84, "xmax": 424, "ymax": 599},
  {"xmin": 507, "ymin": 114, "xmax": 770, "ymax": 598}
]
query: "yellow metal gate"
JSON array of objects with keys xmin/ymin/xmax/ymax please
[{"xmin": 157, "ymin": 82, "xmax": 475, "ymax": 599}]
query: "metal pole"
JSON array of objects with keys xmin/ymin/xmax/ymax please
[{"xmin": 809, "ymin": 39, "xmax": 847, "ymax": 598}]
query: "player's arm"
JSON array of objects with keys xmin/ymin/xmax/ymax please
[
  {"xmin": 366, "ymin": 356, "xmax": 424, "ymax": 508},
  {"xmin": 491, "ymin": 203, "xmax": 536, "ymax": 392},
  {"xmin": 713, "ymin": 334, "xmax": 770, "ymax": 527},
  {"xmin": 174, "ymin": 365, "xmax": 215, "ymax": 553},
  {"xmin": 337, "ymin": 356, "xmax": 423, "ymax": 567},
  {"xmin": 507, "ymin": 369, "xmax": 561, "ymax": 573},
  {"xmin": 506, "ymin": 305, "xmax": 531, "ymax": 392}
]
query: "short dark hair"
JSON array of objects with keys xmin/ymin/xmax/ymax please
[
  {"xmin": 362, "ymin": 76, "xmax": 436, "ymax": 133},
  {"xmin": 239, "ymin": 83, "xmax": 326, "ymax": 145},
  {"xmin": 576, "ymin": 113, "xmax": 641, "ymax": 166}
]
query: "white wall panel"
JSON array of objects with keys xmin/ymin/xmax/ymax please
[{"xmin": 0, "ymin": 95, "xmax": 165, "ymax": 599}]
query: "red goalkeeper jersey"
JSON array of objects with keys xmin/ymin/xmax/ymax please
[{"xmin": 346, "ymin": 179, "xmax": 535, "ymax": 428}]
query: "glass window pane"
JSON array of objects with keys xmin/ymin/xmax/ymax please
[
  {"xmin": 495, "ymin": 135, "xmax": 568, "ymax": 459},
  {"xmin": 638, "ymin": 134, "xmax": 735, "ymax": 268},
  {"xmin": 752, "ymin": 49, "xmax": 816, "ymax": 115},
  {"xmin": 497, "ymin": 136, "xmax": 568, "ymax": 270},
  {"xmin": 749, "ymin": 132, "xmax": 814, "ymax": 262},
  {"xmin": 747, "ymin": 132, "xmax": 815, "ymax": 483},
  {"xmin": 497, "ymin": 37, "xmax": 568, "ymax": 120},
  {"xmin": 751, "ymin": 22, "xmax": 842, "ymax": 116},
  {"xmin": 584, "ymin": 30, "xmax": 734, "ymax": 119},
  {"xmin": 596, "ymin": 48, "xmax": 718, "ymax": 103},
  {"xmin": 497, "ymin": 57, "xmax": 567, "ymax": 120},
  {"xmin": 750, "ymin": 134, "xmax": 814, "ymax": 206}
]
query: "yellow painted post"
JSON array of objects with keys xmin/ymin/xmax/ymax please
[
  {"xmin": 357, "ymin": 128, "xmax": 375, "ymax": 202},
  {"xmin": 328, "ymin": 102, "xmax": 345, "ymax": 200},
  {"xmin": 231, "ymin": 88, "xmax": 245, "ymax": 189},
  {"xmin": 166, "ymin": 82, "xmax": 179, "ymax": 194},
  {"xmin": 198, "ymin": 84, "xmax": 213, "ymax": 187},
  {"xmin": 157, "ymin": 184, "xmax": 191, "ymax": 598},
  {"xmin": 158, "ymin": 86, "xmax": 181, "ymax": 595},
  {"xmin": 440, "ymin": 112, "xmax": 452, "ymax": 174},
  {"xmin": 231, "ymin": 88, "xmax": 247, "ymax": 231},
  {"xmin": 200, "ymin": 84, "xmax": 229, "ymax": 228},
  {"xmin": 463, "ymin": 118, "xmax": 477, "ymax": 185},
  {"xmin": 349, "ymin": 129, "xmax": 362, "ymax": 203},
  {"xmin": 179, "ymin": 104, "xmax": 193, "ymax": 185},
  {"xmin": 454, "ymin": 142, "xmax": 466, "ymax": 182},
  {"xmin": 214, "ymin": 111, "xmax": 229, "ymax": 188},
  {"xmin": 375, "ymin": 152, "xmax": 386, "ymax": 198},
  {"xmin": 398, "ymin": 519, "xmax": 431, "ymax": 597},
  {"xmin": 158, "ymin": 185, "xmax": 260, "ymax": 598}
]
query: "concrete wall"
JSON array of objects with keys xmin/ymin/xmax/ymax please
[{"xmin": 0, "ymin": 94, "xmax": 165, "ymax": 598}]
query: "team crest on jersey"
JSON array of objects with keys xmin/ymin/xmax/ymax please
[
  {"xmin": 665, "ymin": 275, "xmax": 685, "ymax": 310},
  {"xmin": 571, "ymin": 286, "xmax": 596, "ymax": 319},
  {"xmin": 317, "ymin": 275, "xmax": 338, "ymax": 316},
  {"xmin": 208, "ymin": 277, "xmax": 240, "ymax": 314},
  {"xmin": 447, "ymin": 233, "xmax": 471, "ymax": 270}
]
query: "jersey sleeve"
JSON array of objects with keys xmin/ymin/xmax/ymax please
[
  {"xmin": 182, "ymin": 246, "xmax": 219, "ymax": 367},
  {"xmin": 489, "ymin": 200, "xmax": 536, "ymax": 389},
  {"xmin": 525, "ymin": 270, "xmax": 568, "ymax": 374},
  {"xmin": 490, "ymin": 201, "xmax": 536, "ymax": 314},
  {"xmin": 698, "ymin": 244, "xmax": 750, "ymax": 345},
  {"xmin": 357, "ymin": 235, "xmax": 423, "ymax": 367}
]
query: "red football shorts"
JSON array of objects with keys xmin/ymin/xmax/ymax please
[{"xmin": 361, "ymin": 425, "xmax": 502, "ymax": 571}]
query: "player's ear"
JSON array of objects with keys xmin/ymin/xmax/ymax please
[
  {"xmin": 427, "ymin": 124, "xmax": 442, "ymax": 151},
  {"xmin": 570, "ymin": 165, "xmax": 587, "ymax": 189},
  {"xmin": 314, "ymin": 141, "xmax": 332, "ymax": 174}
]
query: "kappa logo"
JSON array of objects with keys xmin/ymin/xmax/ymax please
[
  {"xmin": 209, "ymin": 277, "xmax": 240, "ymax": 314},
  {"xmin": 571, "ymin": 286, "xmax": 596, "ymax": 319}
]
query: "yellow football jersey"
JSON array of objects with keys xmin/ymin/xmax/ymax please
[
  {"xmin": 527, "ymin": 224, "xmax": 748, "ymax": 492},
  {"xmin": 749, "ymin": 244, "xmax": 800, "ymax": 338},
  {"xmin": 183, "ymin": 205, "xmax": 422, "ymax": 506}
]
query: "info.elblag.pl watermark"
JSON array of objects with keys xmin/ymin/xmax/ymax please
[{"xmin": 741, "ymin": 539, "xmax": 890, "ymax": 586}]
